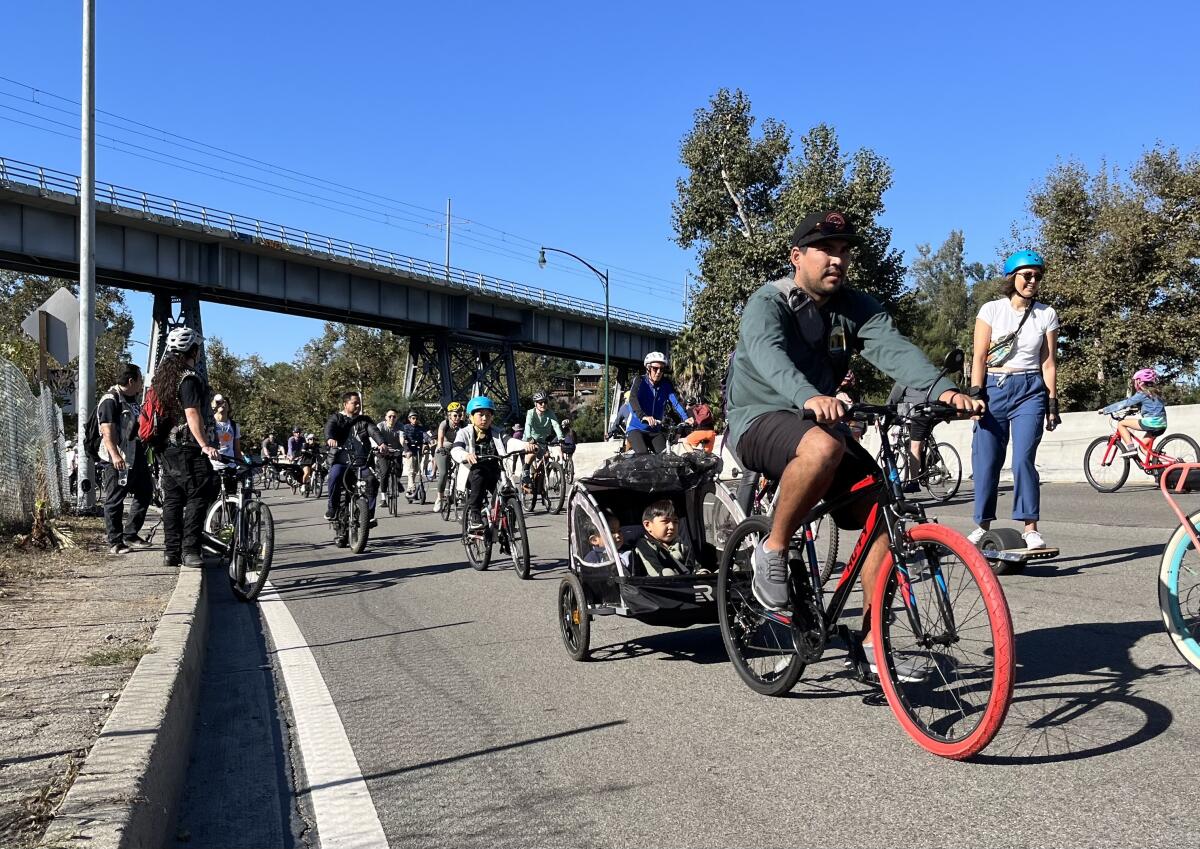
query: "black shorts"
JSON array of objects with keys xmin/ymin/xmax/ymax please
[
  {"xmin": 908, "ymin": 416, "xmax": 935, "ymax": 444},
  {"xmin": 737, "ymin": 410, "xmax": 880, "ymax": 529}
]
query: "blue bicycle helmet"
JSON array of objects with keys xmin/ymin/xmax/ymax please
[
  {"xmin": 1003, "ymin": 250, "xmax": 1046, "ymax": 276},
  {"xmin": 466, "ymin": 395, "xmax": 495, "ymax": 415}
]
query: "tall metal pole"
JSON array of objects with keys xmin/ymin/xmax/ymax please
[
  {"xmin": 77, "ymin": 0, "xmax": 96, "ymax": 508},
  {"xmin": 603, "ymin": 271, "xmax": 610, "ymax": 435},
  {"xmin": 444, "ymin": 198, "xmax": 451, "ymax": 280}
]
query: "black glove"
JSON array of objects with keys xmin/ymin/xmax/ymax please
[{"xmin": 1046, "ymin": 397, "xmax": 1061, "ymax": 432}]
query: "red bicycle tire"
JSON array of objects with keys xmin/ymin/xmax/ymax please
[{"xmin": 871, "ymin": 522, "xmax": 1015, "ymax": 760}]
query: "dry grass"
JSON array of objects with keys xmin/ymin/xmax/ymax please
[
  {"xmin": 0, "ymin": 514, "xmax": 107, "ymax": 584},
  {"xmin": 82, "ymin": 644, "xmax": 156, "ymax": 667}
]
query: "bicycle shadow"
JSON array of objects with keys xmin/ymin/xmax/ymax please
[
  {"xmin": 1020, "ymin": 543, "xmax": 1164, "ymax": 576},
  {"xmin": 972, "ymin": 618, "xmax": 1182, "ymax": 764}
]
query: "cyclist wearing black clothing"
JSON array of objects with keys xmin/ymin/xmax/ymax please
[
  {"xmin": 323, "ymin": 392, "xmax": 389, "ymax": 522},
  {"xmin": 96, "ymin": 362, "xmax": 152, "ymax": 555},
  {"xmin": 725, "ymin": 210, "xmax": 982, "ymax": 618},
  {"xmin": 153, "ymin": 327, "xmax": 221, "ymax": 569}
]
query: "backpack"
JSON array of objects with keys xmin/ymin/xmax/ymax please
[
  {"xmin": 83, "ymin": 390, "xmax": 120, "ymax": 462},
  {"xmin": 139, "ymin": 368, "xmax": 199, "ymax": 450},
  {"xmin": 137, "ymin": 386, "xmax": 167, "ymax": 449},
  {"xmin": 692, "ymin": 403, "xmax": 714, "ymax": 428}
]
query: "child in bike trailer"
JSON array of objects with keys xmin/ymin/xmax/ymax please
[
  {"xmin": 450, "ymin": 395, "xmax": 509, "ymax": 531},
  {"xmin": 1099, "ymin": 368, "xmax": 1167, "ymax": 455}
]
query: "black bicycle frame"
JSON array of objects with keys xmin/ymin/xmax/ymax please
[{"xmin": 766, "ymin": 412, "xmax": 960, "ymax": 647}]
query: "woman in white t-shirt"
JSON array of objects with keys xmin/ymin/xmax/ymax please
[
  {"xmin": 211, "ymin": 394, "xmax": 241, "ymax": 460},
  {"xmin": 968, "ymin": 250, "xmax": 1060, "ymax": 550}
]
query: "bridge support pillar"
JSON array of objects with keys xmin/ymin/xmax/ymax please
[
  {"xmin": 406, "ymin": 335, "xmax": 519, "ymax": 424},
  {"xmin": 403, "ymin": 335, "xmax": 453, "ymax": 407},
  {"xmin": 147, "ymin": 291, "xmax": 207, "ymax": 384}
]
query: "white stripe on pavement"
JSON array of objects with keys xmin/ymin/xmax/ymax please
[{"xmin": 258, "ymin": 582, "xmax": 390, "ymax": 849}]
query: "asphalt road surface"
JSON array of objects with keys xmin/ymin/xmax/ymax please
[{"xmin": 177, "ymin": 474, "xmax": 1200, "ymax": 849}]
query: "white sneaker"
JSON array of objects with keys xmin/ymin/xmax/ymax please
[
  {"xmin": 1023, "ymin": 530, "xmax": 1046, "ymax": 549},
  {"xmin": 966, "ymin": 526, "xmax": 987, "ymax": 545},
  {"xmin": 433, "ymin": 497, "xmax": 442, "ymax": 512},
  {"xmin": 862, "ymin": 641, "xmax": 929, "ymax": 683}
]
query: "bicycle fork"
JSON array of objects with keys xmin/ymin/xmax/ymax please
[{"xmin": 885, "ymin": 511, "xmax": 959, "ymax": 650}]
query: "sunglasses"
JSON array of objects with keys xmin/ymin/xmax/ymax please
[
  {"xmin": 1016, "ymin": 271, "xmax": 1044, "ymax": 283},
  {"xmin": 647, "ymin": 365, "xmax": 664, "ymax": 372}
]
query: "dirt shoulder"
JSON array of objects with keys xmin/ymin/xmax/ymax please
[{"xmin": 0, "ymin": 514, "xmax": 176, "ymax": 848}]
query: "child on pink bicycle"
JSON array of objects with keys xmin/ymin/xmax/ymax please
[{"xmin": 1098, "ymin": 367, "xmax": 1168, "ymax": 455}]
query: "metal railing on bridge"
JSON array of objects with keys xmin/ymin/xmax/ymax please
[{"xmin": 0, "ymin": 157, "xmax": 682, "ymax": 334}]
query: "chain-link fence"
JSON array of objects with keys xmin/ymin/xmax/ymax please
[{"xmin": 0, "ymin": 355, "xmax": 69, "ymax": 527}]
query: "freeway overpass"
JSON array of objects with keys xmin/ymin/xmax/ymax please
[{"xmin": 0, "ymin": 157, "xmax": 679, "ymax": 416}]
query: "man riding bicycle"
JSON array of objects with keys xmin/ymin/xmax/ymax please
[
  {"xmin": 725, "ymin": 210, "xmax": 982, "ymax": 632},
  {"xmin": 323, "ymin": 391, "xmax": 390, "ymax": 524}
]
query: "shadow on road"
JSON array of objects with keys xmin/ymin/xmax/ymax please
[
  {"xmin": 588, "ymin": 624, "xmax": 728, "ymax": 665},
  {"xmin": 974, "ymin": 618, "xmax": 1182, "ymax": 764},
  {"xmin": 1021, "ymin": 543, "xmax": 1165, "ymax": 576}
]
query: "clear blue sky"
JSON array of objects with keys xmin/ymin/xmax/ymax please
[{"xmin": 4, "ymin": 1, "xmax": 1198, "ymax": 363}]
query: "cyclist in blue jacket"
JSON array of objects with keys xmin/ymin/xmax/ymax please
[{"xmin": 626, "ymin": 352, "xmax": 693, "ymax": 454}]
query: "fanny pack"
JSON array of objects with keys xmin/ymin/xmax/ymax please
[{"xmin": 986, "ymin": 305, "xmax": 1033, "ymax": 368}]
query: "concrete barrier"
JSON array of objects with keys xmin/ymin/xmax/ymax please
[
  {"xmin": 569, "ymin": 404, "xmax": 1200, "ymax": 485},
  {"xmin": 41, "ymin": 567, "xmax": 209, "ymax": 849}
]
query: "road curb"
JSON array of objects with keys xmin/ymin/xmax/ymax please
[{"xmin": 40, "ymin": 564, "xmax": 209, "ymax": 849}]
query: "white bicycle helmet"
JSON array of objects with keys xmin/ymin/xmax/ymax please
[
  {"xmin": 644, "ymin": 351, "xmax": 669, "ymax": 368},
  {"xmin": 165, "ymin": 325, "xmax": 202, "ymax": 353}
]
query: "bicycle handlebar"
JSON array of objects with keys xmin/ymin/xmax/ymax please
[{"xmin": 796, "ymin": 400, "xmax": 975, "ymax": 425}]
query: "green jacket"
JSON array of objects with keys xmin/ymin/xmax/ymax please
[{"xmin": 726, "ymin": 277, "xmax": 957, "ymax": 456}]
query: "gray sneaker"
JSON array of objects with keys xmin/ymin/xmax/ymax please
[
  {"xmin": 863, "ymin": 641, "xmax": 930, "ymax": 683},
  {"xmin": 751, "ymin": 540, "xmax": 790, "ymax": 611}
]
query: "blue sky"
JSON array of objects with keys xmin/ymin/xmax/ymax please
[{"xmin": 4, "ymin": 1, "xmax": 1198, "ymax": 363}]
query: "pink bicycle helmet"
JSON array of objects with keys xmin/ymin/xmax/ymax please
[{"xmin": 1133, "ymin": 367, "xmax": 1158, "ymax": 385}]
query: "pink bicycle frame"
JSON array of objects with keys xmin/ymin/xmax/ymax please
[{"xmin": 1160, "ymin": 462, "xmax": 1200, "ymax": 552}]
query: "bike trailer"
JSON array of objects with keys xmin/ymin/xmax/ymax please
[{"xmin": 565, "ymin": 452, "xmax": 738, "ymax": 623}]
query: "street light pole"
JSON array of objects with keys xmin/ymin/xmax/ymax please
[
  {"xmin": 538, "ymin": 247, "xmax": 611, "ymax": 435},
  {"xmin": 77, "ymin": 0, "xmax": 96, "ymax": 509}
]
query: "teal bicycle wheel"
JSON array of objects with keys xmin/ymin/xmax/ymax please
[{"xmin": 1159, "ymin": 509, "xmax": 1200, "ymax": 672}]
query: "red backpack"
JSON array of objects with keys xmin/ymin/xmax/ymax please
[{"xmin": 137, "ymin": 386, "xmax": 167, "ymax": 449}]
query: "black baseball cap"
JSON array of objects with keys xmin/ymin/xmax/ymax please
[{"xmin": 789, "ymin": 210, "xmax": 864, "ymax": 249}]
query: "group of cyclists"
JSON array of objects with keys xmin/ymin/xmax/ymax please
[{"xmin": 225, "ymin": 207, "xmax": 1180, "ymax": 626}]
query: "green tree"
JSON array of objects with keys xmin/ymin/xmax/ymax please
[
  {"xmin": 0, "ymin": 270, "xmax": 133, "ymax": 406},
  {"xmin": 902, "ymin": 231, "xmax": 999, "ymax": 375},
  {"xmin": 1025, "ymin": 146, "xmax": 1200, "ymax": 409},
  {"xmin": 671, "ymin": 89, "xmax": 905, "ymax": 408}
]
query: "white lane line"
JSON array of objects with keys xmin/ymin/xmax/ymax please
[{"xmin": 258, "ymin": 581, "xmax": 390, "ymax": 849}]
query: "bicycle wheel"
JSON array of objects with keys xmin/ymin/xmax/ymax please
[
  {"xmin": 921, "ymin": 442, "xmax": 962, "ymax": 503},
  {"xmin": 440, "ymin": 479, "xmax": 454, "ymax": 521},
  {"xmin": 545, "ymin": 461, "xmax": 566, "ymax": 514},
  {"xmin": 230, "ymin": 502, "xmax": 274, "ymax": 602},
  {"xmin": 349, "ymin": 496, "xmax": 370, "ymax": 553},
  {"xmin": 203, "ymin": 496, "xmax": 239, "ymax": 547},
  {"xmin": 504, "ymin": 497, "xmax": 532, "ymax": 579},
  {"xmin": 1159, "ymin": 510, "xmax": 1200, "ymax": 672},
  {"xmin": 1084, "ymin": 436, "xmax": 1129, "ymax": 492},
  {"xmin": 462, "ymin": 502, "xmax": 493, "ymax": 570},
  {"xmin": 872, "ymin": 522, "xmax": 1014, "ymax": 759},
  {"xmin": 1156, "ymin": 434, "xmax": 1200, "ymax": 467},
  {"xmin": 813, "ymin": 516, "xmax": 841, "ymax": 585},
  {"xmin": 564, "ymin": 457, "xmax": 575, "ymax": 485},
  {"xmin": 558, "ymin": 573, "xmax": 591, "ymax": 660},
  {"xmin": 717, "ymin": 516, "xmax": 805, "ymax": 696}
]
